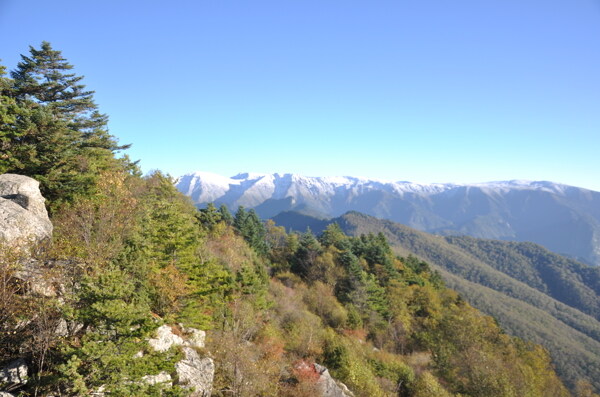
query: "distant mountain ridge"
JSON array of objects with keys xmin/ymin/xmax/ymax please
[{"xmin": 175, "ymin": 171, "xmax": 600, "ymax": 265}]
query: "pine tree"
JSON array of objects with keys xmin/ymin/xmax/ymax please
[
  {"xmin": 5, "ymin": 42, "xmax": 130, "ymax": 207},
  {"xmin": 58, "ymin": 265, "xmax": 183, "ymax": 396},
  {"xmin": 0, "ymin": 63, "xmax": 27, "ymax": 172},
  {"xmin": 197, "ymin": 202, "xmax": 222, "ymax": 230},
  {"xmin": 233, "ymin": 207, "xmax": 268, "ymax": 255},
  {"xmin": 219, "ymin": 204, "xmax": 233, "ymax": 225},
  {"xmin": 291, "ymin": 230, "xmax": 322, "ymax": 277},
  {"xmin": 11, "ymin": 41, "xmax": 120, "ymax": 146},
  {"xmin": 319, "ymin": 223, "xmax": 346, "ymax": 248}
]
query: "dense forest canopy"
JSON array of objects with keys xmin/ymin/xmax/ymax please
[{"xmin": 0, "ymin": 42, "xmax": 596, "ymax": 396}]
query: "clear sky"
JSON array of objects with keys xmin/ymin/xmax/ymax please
[{"xmin": 1, "ymin": 0, "xmax": 600, "ymax": 191}]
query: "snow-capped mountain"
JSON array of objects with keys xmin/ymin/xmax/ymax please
[{"xmin": 176, "ymin": 171, "xmax": 600, "ymax": 266}]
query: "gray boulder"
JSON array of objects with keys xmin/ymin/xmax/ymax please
[
  {"xmin": 0, "ymin": 174, "xmax": 52, "ymax": 247},
  {"xmin": 148, "ymin": 324, "xmax": 185, "ymax": 352},
  {"xmin": 180, "ymin": 324, "xmax": 206, "ymax": 349},
  {"xmin": 314, "ymin": 363, "xmax": 354, "ymax": 397},
  {"xmin": 293, "ymin": 361, "xmax": 354, "ymax": 397},
  {"xmin": 0, "ymin": 358, "xmax": 28, "ymax": 388},
  {"xmin": 142, "ymin": 371, "xmax": 172, "ymax": 386},
  {"xmin": 176, "ymin": 347, "xmax": 214, "ymax": 397},
  {"xmin": 147, "ymin": 324, "xmax": 214, "ymax": 396}
]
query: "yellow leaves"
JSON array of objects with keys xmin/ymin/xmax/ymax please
[
  {"xmin": 148, "ymin": 263, "xmax": 190, "ymax": 316},
  {"xmin": 412, "ymin": 371, "xmax": 453, "ymax": 397},
  {"xmin": 303, "ymin": 281, "xmax": 348, "ymax": 329},
  {"xmin": 51, "ymin": 170, "xmax": 139, "ymax": 265},
  {"xmin": 204, "ymin": 227, "xmax": 255, "ymax": 273}
]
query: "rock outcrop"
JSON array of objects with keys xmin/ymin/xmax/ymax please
[
  {"xmin": 147, "ymin": 324, "xmax": 214, "ymax": 396},
  {"xmin": 314, "ymin": 363, "xmax": 354, "ymax": 397},
  {"xmin": 176, "ymin": 347, "xmax": 214, "ymax": 397},
  {"xmin": 0, "ymin": 174, "xmax": 52, "ymax": 247},
  {"xmin": 0, "ymin": 358, "xmax": 28, "ymax": 391},
  {"xmin": 142, "ymin": 371, "xmax": 172, "ymax": 386},
  {"xmin": 148, "ymin": 324, "xmax": 185, "ymax": 352},
  {"xmin": 294, "ymin": 361, "xmax": 354, "ymax": 397}
]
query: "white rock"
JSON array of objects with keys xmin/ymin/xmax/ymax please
[
  {"xmin": 142, "ymin": 371, "xmax": 172, "ymax": 386},
  {"xmin": 146, "ymin": 324, "xmax": 214, "ymax": 395},
  {"xmin": 0, "ymin": 174, "xmax": 52, "ymax": 247},
  {"xmin": 175, "ymin": 347, "xmax": 214, "ymax": 397},
  {"xmin": 148, "ymin": 325, "xmax": 184, "ymax": 352},
  {"xmin": 180, "ymin": 324, "xmax": 206, "ymax": 349},
  {"xmin": 314, "ymin": 363, "xmax": 354, "ymax": 397},
  {"xmin": 0, "ymin": 358, "xmax": 28, "ymax": 386},
  {"xmin": 90, "ymin": 384, "xmax": 106, "ymax": 396}
]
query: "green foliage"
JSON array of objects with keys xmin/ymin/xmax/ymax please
[
  {"xmin": 291, "ymin": 230, "xmax": 322, "ymax": 278},
  {"xmin": 135, "ymin": 171, "xmax": 201, "ymax": 270},
  {"xmin": 1, "ymin": 43, "xmax": 130, "ymax": 209},
  {"xmin": 233, "ymin": 206, "xmax": 269, "ymax": 255},
  {"xmin": 58, "ymin": 265, "xmax": 183, "ymax": 396},
  {"xmin": 335, "ymin": 211, "xmax": 600, "ymax": 391},
  {"xmin": 322, "ymin": 330, "xmax": 387, "ymax": 396},
  {"xmin": 197, "ymin": 202, "xmax": 223, "ymax": 231},
  {"xmin": 218, "ymin": 204, "xmax": 233, "ymax": 225}
]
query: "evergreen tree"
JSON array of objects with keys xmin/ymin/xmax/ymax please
[
  {"xmin": 319, "ymin": 223, "xmax": 346, "ymax": 248},
  {"xmin": 0, "ymin": 63, "xmax": 28, "ymax": 172},
  {"xmin": 219, "ymin": 204, "xmax": 233, "ymax": 225},
  {"xmin": 233, "ymin": 207, "xmax": 268, "ymax": 255},
  {"xmin": 58, "ymin": 265, "xmax": 183, "ymax": 396},
  {"xmin": 291, "ymin": 229, "xmax": 322, "ymax": 277},
  {"xmin": 5, "ymin": 42, "xmax": 130, "ymax": 207},
  {"xmin": 11, "ymin": 41, "xmax": 120, "ymax": 145},
  {"xmin": 233, "ymin": 206, "xmax": 247, "ymax": 231},
  {"xmin": 136, "ymin": 171, "xmax": 201, "ymax": 270},
  {"xmin": 197, "ymin": 202, "xmax": 222, "ymax": 231}
]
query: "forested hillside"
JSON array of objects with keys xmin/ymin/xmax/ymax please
[
  {"xmin": 326, "ymin": 211, "xmax": 600, "ymax": 392},
  {"xmin": 0, "ymin": 43, "xmax": 594, "ymax": 396}
]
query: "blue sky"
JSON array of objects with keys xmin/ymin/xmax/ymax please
[{"xmin": 1, "ymin": 0, "xmax": 600, "ymax": 191}]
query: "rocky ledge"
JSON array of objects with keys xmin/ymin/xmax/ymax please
[
  {"xmin": 0, "ymin": 174, "xmax": 52, "ymax": 247},
  {"xmin": 146, "ymin": 324, "xmax": 214, "ymax": 396}
]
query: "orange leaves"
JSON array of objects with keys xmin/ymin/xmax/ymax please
[{"xmin": 148, "ymin": 263, "xmax": 190, "ymax": 316}]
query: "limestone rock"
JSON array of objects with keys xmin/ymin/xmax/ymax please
[
  {"xmin": 12, "ymin": 259, "xmax": 57, "ymax": 297},
  {"xmin": 313, "ymin": 363, "xmax": 354, "ymax": 397},
  {"xmin": 142, "ymin": 371, "xmax": 172, "ymax": 386},
  {"xmin": 148, "ymin": 325, "xmax": 184, "ymax": 352},
  {"xmin": 0, "ymin": 392, "xmax": 15, "ymax": 397},
  {"xmin": 180, "ymin": 324, "xmax": 206, "ymax": 348},
  {"xmin": 0, "ymin": 174, "xmax": 52, "ymax": 247},
  {"xmin": 0, "ymin": 358, "xmax": 28, "ymax": 388},
  {"xmin": 293, "ymin": 361, "xmax": 353, "ymax": 397},
  {"xmin": 175, "ymin": 347, "xmax": 214, "ymax": 397},
  {"xmin": 147, "ymin": 324, "xmax": 214, "ymax": 395},
  {"xmin": 54, "ymin": 318, "xmax": 84, "ymax": 337}
]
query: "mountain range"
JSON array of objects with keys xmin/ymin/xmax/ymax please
[{"xmin": 176, "ymin": 171, "xmax": 600, "ymax": 266}]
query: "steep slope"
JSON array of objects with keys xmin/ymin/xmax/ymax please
[
  {"xmin": 272, "ymin": 211, "xmax": 600, "ymax": 390},
  {"xmin": 442, "ymin": 235, "xmax": 600, "ymax": 319},
  {"xmin": 176, "ymin": 171, "xmax": 600, "ymax": 265},
  {"xmin": 439, "ymin": 270, "xmax": 600, "ymax": 392}
]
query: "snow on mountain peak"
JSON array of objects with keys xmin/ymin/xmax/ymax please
[{"xmin": 176, "ymin": 171, "xmax": 590, "ymax": 210}]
